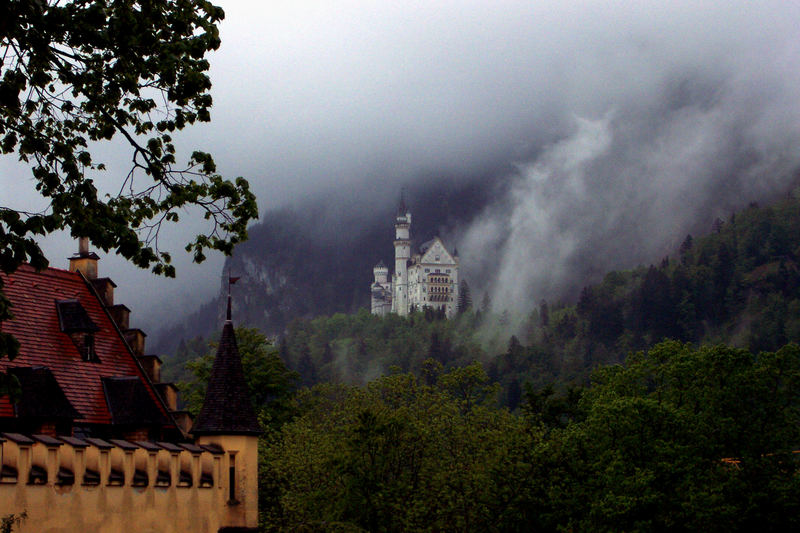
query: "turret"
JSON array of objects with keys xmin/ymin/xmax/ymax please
[
  {"xmin": 371, "ymin": 261, "xmax": 392, "ymax": 315},
  {"xmin": 373, "ymin": 260, "xmax": 389, "ymax": 284},
  {"xmin": 191, "ymin": 279, "xmax": 260, "ymax": 530},
  {"xmin": 392, "ymin": 193, "xmax": 412, "ymax": 316}
]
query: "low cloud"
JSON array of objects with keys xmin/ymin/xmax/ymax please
[{"xmin": 4, "ymin": 1, "xmax": 800, "ymax": 328}]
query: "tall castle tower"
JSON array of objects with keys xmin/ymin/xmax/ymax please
[{"xmin": 392, "ymin": 194, "xmax": 412, "ymax": 316}]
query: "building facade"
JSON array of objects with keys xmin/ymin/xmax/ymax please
[
  {"xmin": 0, "ymin": 239, "xmax": 260, "ymax": 532},
  {"xmin": 371, "ymin": 200, "xmax": 459, "ymax": 318}
]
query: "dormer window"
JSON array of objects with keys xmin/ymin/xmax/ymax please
[{"xmin": 56, "ymin": 299, "xmax": 101, "ymax": 362}]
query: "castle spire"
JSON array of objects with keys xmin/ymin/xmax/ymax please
[
  {"xmin": 191, "ymin": 276, "xmax": 259, "ymax": 436},
  {"xmin": 397, "ymin": 188, "xmax": 407, "ymax": 217},
  {"xmin": 226, "ymin": 271, "xmax": 240, "ymax": 322}
]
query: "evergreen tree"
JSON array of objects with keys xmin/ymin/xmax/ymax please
[
  {"xmin": 506, "ymin": 378, "xmax": 522, "ymax": 411},
  {"xmin": 679, "ymin": 234, "xmax": 694, "ymax": 264},
  {"xmin": 480, "ymin": 292, "xmax": 492, "ymax": 314},
  {"xmin": 540, "ymin": 299, "xmax": 550, "ymax": 327},
  {"xmin": 457, "ymin": 280, "xmax": 473, "ymax": 313}
]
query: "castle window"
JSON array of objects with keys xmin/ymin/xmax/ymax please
[{"xmin": 228, "ymin": 453, "xmax": 239, "ymax": 504}]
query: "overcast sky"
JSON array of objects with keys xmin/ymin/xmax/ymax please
[{"xmin": 3, "ymin": 1, "xmax": 800, "ymax": 327}]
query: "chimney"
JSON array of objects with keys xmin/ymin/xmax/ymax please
[
  {"xmin": 136, "ymin": 354, "xmax": 162, "ymax": 382},
  {"xmin": 68, "ymin": 237, "xmax": 99, "ymax": 279},
  {"xmin": 154, "ymin": 382, "xmax": 178, "ymax": 410},
  {"xmin": 123, "ymin": 328, "xmax": 146, "ymax": 357},
  {"xmin": 91, "ymin": 278, "xmax": 116, "ymax": 307},
  {"xmin": 107, "ymin": 304, "xmax": 131, "ymax": 330}
]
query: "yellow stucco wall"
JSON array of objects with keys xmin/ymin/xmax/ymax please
[
  {"xmin": 0, "ymin": 436, "xmax": 258, "ymax": 533},
  {"xmin": 196, "ymin": 434, "xmax": 260, "ymax": 530}
]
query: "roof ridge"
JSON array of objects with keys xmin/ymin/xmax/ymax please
[{"xmin": 13, "ymin": 264, "xmax": 81, "ymax": 278}]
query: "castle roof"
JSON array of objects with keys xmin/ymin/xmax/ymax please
[
  {"xmin": 0, "ymin": 265, "xmax": 173, "ymax": 429},
  {"xmin": 375, "ymin": 260, "xmax": 387, "ymax": 269},
  {"xmin": 419, "ymin": 239, "xmax": 436, "ymax": 253},
  {"xmin": 191, "ymin": 321, "xmax": 261, "ymax": 436},
  {"xmin": 397, "ymin": 190, "xmax": 407, "ymax": 217},
  {"xmin": 417, "ymin": 237, "xmax": 457, "ymax": 266}
]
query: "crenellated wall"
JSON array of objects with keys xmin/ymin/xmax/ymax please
[{"xmin": 0, "ymin": 433, "xmax": 254, "ymax": 533}]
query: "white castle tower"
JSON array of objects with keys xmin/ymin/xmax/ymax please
[
  {"xmin": 370, "ymin": 260, "xmax": 392, "ymax": 315},
  {"xmin": 392, "ymin": 194, "xmax": 412, "ymax": 316}
]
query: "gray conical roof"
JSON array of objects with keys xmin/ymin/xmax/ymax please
[
  {"xmin": 397, "ymin": 190, "xmax": 407, "ymax": 216},
  {"xmin": 191, "ymin": 321, "xmax": 261, "ymax": 436}
]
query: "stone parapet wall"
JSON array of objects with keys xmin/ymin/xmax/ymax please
[{"xmin": 0, "ymin": 433, "xmax": 234, "ymax": 533}]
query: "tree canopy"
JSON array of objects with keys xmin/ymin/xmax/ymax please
[
  {"xmin": 261, "ymin": 342, "xmax": 800, "ymax": 532},
  {"xmin": 0, "ymin": 1, "xmax": 257, "ymax": 364}
]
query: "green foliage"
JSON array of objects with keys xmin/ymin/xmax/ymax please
[
  {"xmin": 261, "ymin": 363, "xmax": 527, "ymax": 532},
  {"xmin": 0, "ymin": 1, "xmax": 258, "ymax": 361},
  {"xmin": 179, "ymin": 327, "xmax": 298, "ymax": 433},
  {"xmin": 278, "ymin": 308, "xmax": 486, "ymax": 388},
  {"xmin": 262, "ymin": 343, "xmax": 800, "ymax": 532},
  {"xmin": 543, "ymin": 341, "xmax": 800, "ymax": 532}
]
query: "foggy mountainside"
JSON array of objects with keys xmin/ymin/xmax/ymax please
[
  {"xmin": 151, "ymin": 105, "xmax": 800, "ymax": 359},
  {"xmin": 151, "ymin": 176, "xmax": 503, "ymax": 357},
  {"xmin": 169, "ymin": 192, "xmax": 800, "ymax": 405},
  {"xmin": 173, "ymin": 194, "xmax": 800, "ymax": 532},
  {"xmin": 257, "ymin": 192, "xmax": 800, "ymax": 405},
  {"xmin": 148, "ymin": 2, "xmax": 800, "ymax": 357}
]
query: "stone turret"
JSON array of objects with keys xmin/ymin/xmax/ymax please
[{"xmin": 371, "ymin": 261, "xmax": 392, "ymax": 315}]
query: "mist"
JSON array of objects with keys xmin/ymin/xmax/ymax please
[
  {"xmin": 455, "ymin": 2, "xmax": 800, "ymax": 310},
  {"xmin": 3, "ymin": 1, "xmax": 800, "ymax": 331}
]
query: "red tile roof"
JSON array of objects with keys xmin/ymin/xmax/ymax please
[{"xmin": 0, "ymin": 264, "xmax": 172, "ymax": 428}]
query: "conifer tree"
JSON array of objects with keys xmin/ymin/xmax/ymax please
[{"xmin": 458, "ymin": 280, "xmax": 473, "ymax": 313}]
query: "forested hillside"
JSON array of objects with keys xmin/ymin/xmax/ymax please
[
  {"xmin": 244, "ymin": 194, "xmax": 800, "ymax": 405},
  {"xmin": 167, "ymin": 193, "xmax": 800, "ymax": 408},
  {"xmin": 179, "ymin": 335, "xmax": 800, "ymax": 532}
]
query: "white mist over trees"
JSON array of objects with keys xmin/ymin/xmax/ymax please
[
  {"xmin": 6, "ymin": 1, "xmax": 798, "ymax": 330},
  {"xmin": 213, "ymin": 0, "xmax": 800, "ymax": 330}
]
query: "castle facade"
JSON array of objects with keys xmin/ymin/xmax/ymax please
[{"xmin": 371, "ymin": 200, "xmax": 460, "ymax": 318}]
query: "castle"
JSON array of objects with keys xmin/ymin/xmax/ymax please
[
  {"xmin": 0, "ymin": 239, "xmax": 260, "ymax": 532},
  {"xmin": 371, "ymin": 198, "xmax": 460, "ymax": 318}
]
